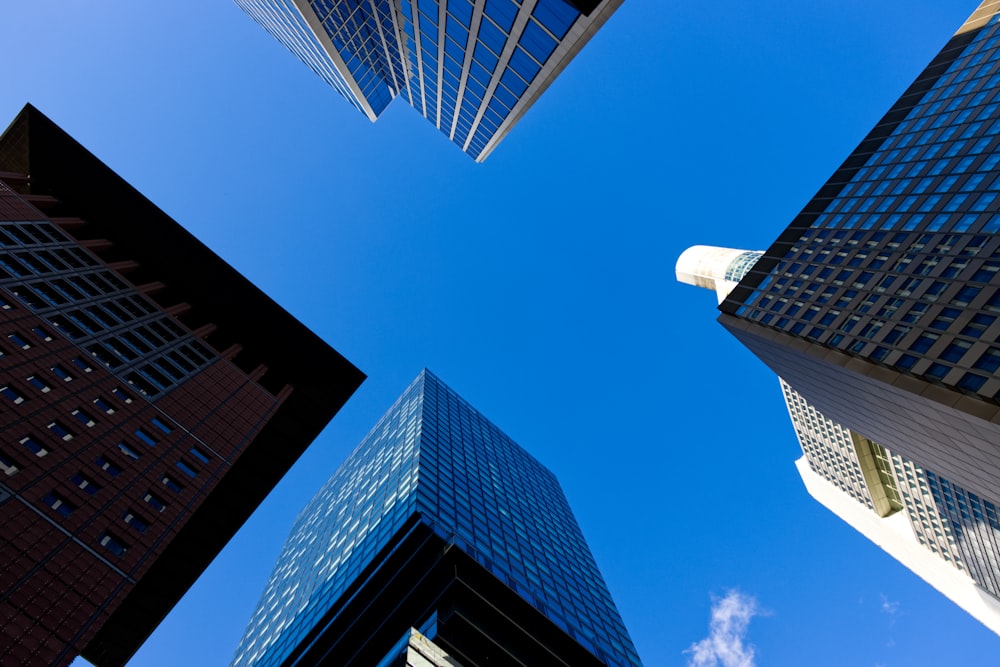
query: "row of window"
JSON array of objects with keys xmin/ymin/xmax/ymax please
[
  {"xmin": 0, "ymin": 220, "xmax": 219, "ymax": 398},
  {"xmin": 0, "ymin": 221, "xmax": 71, "ymax": 248},
  {"xmin": 928, "ymin": 471, "xmax": 1000, "ymax": 597}
]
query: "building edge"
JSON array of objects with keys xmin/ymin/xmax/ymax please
[
  {"xmin": 796, "ymin": 458, "xmax": 1000, "ymax": 634},
  {"xmin": 0, "ymin": 104, "xmax": 366, "ymax": 666}
]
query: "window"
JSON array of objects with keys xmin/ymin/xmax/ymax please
[
  {"xmin": 0, "ymin": 452, "xmax": 20, "ymax": 476},
  {"xmin": 974, "ymin": 347, "xmax": 1000, "ymax": 373},
  {"xmin": 98, "ymin": 531, "xmax": 128, "ymax": 557},
  {"xmin": 951, "ymin": 285, "xmax": 982, "ymax": 306},
  {"xmin": 42, "ymin": 492, "xmax": 75, "ymax": 517},
  {"xmin": 1, "ymin": 386, "xmax": 25, "ymax": 404},
  {"xmin": 32, "ymin": 326, "xmax": 53, "ymax": 342},
  {"xmin": 8, "ymin": 332, "xmax": 30, "ymax": 349},
  {"xmin": 910, "ymin": 333, "xmax": 940, "ymax": 354},
  {"xmin": 71, "ymin": 472, "xmax": 100, "ymax": 495},
  {"xmin": 143, "ymin": 491, "xmax": 167, "ymax": 512},
  {"xmin": 134, "ymin": 428, "xmax": 157, "ymax": 447},
  {"xmin": 151, "ymin": 417, "xmax": 173, "ymax": 434},
  {"xmin": 902, "ymin": 303, "xmax": 928, "ymax": 323},
  {"xmin": 958, "ymin": 372, "xmax": 988, "ymax": 392},
  {"xmin": 189, "ymin": 447, "xmax": 211, "ymax": 464},
  {"xmin": 51, "ymin": 365, "xmax": 73, "ymax": 382},
  {"xmin": 941, "ymin": 340, "xmax": 972, "ymax": 363},
  {"xmin": 930, "ymin": 307, "xmax": 962, "ymax": 330},
  {"xmin": 962, "ymin": 313, "xmax": 996, "ymax": 338},
  {"xmin": 113, "ymin": 387, "xmax": 134, "ymax": 404},
  {"xmin": 48, "ymin": 421, "xmax": 74, "ymax": 440},
  {"xmin": 176, "ymin": 460, "xmax": 199, "ymax": 478},
  {"xmin": 72, "ymin": 409, "xmax": 97, "ymax": 427},
  {"xmin": 27, "ymin": 376, "xmax": 51, "ymax": 393},
  {"xmin": 122, "ymin": 510, "xmax": 150, "ymax": 534},
  {"xmin": 71, "ymin": 357, "xmax": 93, "ymax": 373},
  {"xmin": 93, "ymin": 397, "xmax": 115, "ymax": 414},
  {"xmin": 117, "ymin": 442, "xmax": 141, "ymax": 460},
  {"xmin": 161, "ymin": 474, "xmax": 184, "ymax": 493},
  {"xmin": 96, "ymin": 455, "xmax": 122, "ymax": 477},
  {"xmin": 20, "ymin": 436, "xmax": 47, "ymax": 458}
]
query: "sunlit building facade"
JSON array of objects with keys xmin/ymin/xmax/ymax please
[
  {"xmin": 234, "ymin": 0, "xmax": 623, "ymax": 161},
  {"xmin": 0, "ymin": 105, "xmax": 363, "ymax": 666},
  {"xmin": 678, "ymin": 243, "xmax": 1000, "ymax": 633},
  {"xmin": 231, "ymin": 370, "xmax": 641, "ymax": 667}
]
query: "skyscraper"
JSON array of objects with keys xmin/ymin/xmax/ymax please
[
  {"xmin": 677, "ymin": 244, "xmax": 1000, "ymax": 633},
  {"xmin": 0, "ymin": 105, "xmax": 364, "ymax": 666},
  {"xmin": 231, "ymin": 369, "xmax": 641, "ymax": 667},
  {"xmin": 233, "ymin": 0, "xmax": 623, "ymax": 161}
]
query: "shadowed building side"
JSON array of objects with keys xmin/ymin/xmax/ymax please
[{"xmin": 0, "ymin": 105, "xmax": 364, "ymax": 666}]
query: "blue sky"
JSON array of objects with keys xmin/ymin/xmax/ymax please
[{"xmin": 5, "ymin": 1, "xmax": 1000, "ymax": 665}]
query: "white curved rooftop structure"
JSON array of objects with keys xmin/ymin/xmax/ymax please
[{"xmin": 675, "ymin": 245, "xmax": 764, "ymax": 303}]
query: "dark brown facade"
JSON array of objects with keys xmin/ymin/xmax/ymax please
[{"xmin": 0, "ymin": 105, "xmax": 364, "ymax": 666}]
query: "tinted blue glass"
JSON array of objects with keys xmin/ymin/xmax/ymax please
[
  {"xmin": 231, "ymin": 371, "xmax": 641, "ymax": 667},
  {"xmin": 730, "ymin": 15, "xmax": 1000, "ymax": 397},
  {"xmin": 477, "ymin": 17, "xmax": 507, "ymax": 54},
  {"xmin": 484, "ymin": 0, "xmax": 517, "ymax": 32},
  {"xmin": 240, "ymin": 0, "xmax": 592, "ymax": 160},
  {"xmin": 532, "ymin": 0, "xmax": 578, "ymax": 39}
]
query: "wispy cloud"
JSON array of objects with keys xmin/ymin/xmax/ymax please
[
  {"xmin": 879, "ymin": 593, "xmax": 900, "ymax": 616},
  {"xmin": 685, "ymin": 590, "xmax": 762, "ymax": 667}
]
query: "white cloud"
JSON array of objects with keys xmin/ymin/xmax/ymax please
[
  {"xmin": 685, "ymin": 590, "xmax": 762, "ymax": 667},
  {"xmin": 879, "ymin": 593, "xmax": 900, "ymax": 616}
]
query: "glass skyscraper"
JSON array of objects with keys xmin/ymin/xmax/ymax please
[
  {"xmin": 718, "ymin": 3, "xmax": 1000, "ymax": 499},
  {"xmin": 678, "ymin": 244, "xmax": 1000, "ymax": 633},
  {"xmin": 233, "ymin": 0, "xmax": 624, "ymax": 161},
  {"xmin": 711, "ymin": 3, "xmax": 1000, "ymax": 610},
  {"xmin": 231, "ymin": 370, "xmax": 641, "ymax": 666}
]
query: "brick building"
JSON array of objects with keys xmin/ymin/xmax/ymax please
[{"xmin": 0, "ymin": 105, "xmax": 363, "ymax": 666}]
